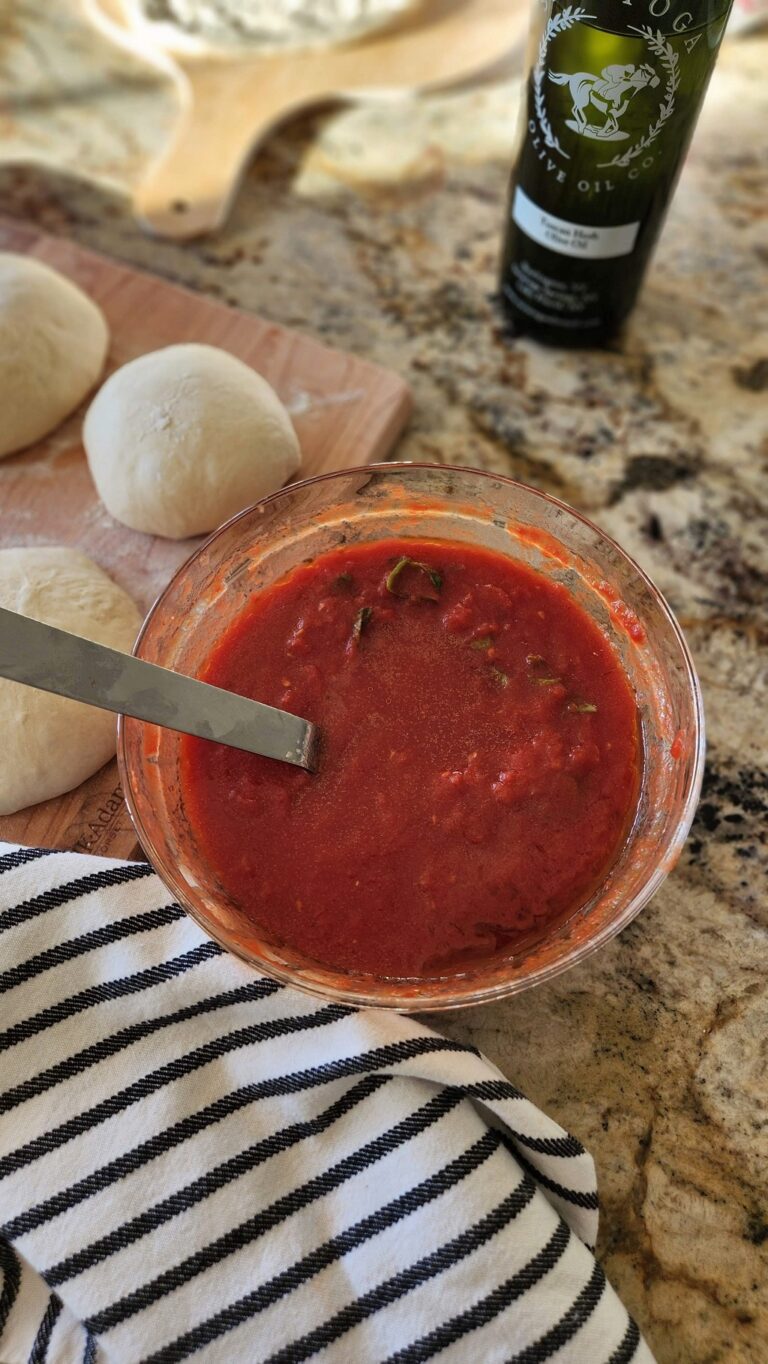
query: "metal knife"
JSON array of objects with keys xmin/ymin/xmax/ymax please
[{"xmin": 0, "ymin": 606, "xmax": 318, "ymax": 771}]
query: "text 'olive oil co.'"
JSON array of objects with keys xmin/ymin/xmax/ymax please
[{"xmin": 499, "ymin": 0, "xmax": 734, "ymax": 345}]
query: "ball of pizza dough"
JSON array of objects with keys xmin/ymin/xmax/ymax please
[
  {"xmin": 0, "ymin": 547, "xmax": 141, "ymax": 815},
  {"xmin": 0, "ymin": 253, "xmax": 109, "ymax": 459},
  {"xmin": 83, "ymin": 343, "xmax": 302, "ymax": 539}
]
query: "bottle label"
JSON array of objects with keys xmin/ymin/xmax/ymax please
[
  {"xmin": 528, "ymin": 0, "xmax": 731, "ymax": 200},
  {"xmin": 512, "ymin": 186, "xmax": 640, "ymax": 257}
]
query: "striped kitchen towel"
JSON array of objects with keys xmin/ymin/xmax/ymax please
[{"xmin": 0, "ymin": 842, "xmax": 654, "ymax": 1364}]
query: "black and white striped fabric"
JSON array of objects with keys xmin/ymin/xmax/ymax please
[{"xmin": 0, "ymin": 842, "xmax": 653, "ymax": 1364}]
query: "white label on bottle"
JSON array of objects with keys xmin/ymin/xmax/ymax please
[{"xmin": 512, "ymin": 187, "xmax": 640, "ymax": 260}]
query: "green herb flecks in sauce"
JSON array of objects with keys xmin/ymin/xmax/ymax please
[
  {"xmin": 351, "ymin": 605, "xmax": 373, "ymax": 644},
  {"xmin": 385, "ymin": 557, "xmax": 442, "ymax": 599}
]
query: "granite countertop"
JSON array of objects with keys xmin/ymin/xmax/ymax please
[{"xmin": 2, "ymin": 4, "xmax": 767, "ymax": 1361}]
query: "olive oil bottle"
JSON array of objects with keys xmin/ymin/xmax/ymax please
[{"xmin": 499, "ymin": 0, "xmax": 734, "ymax": 345}]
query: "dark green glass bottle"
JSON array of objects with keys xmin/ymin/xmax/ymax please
[{"xmin": 499, "ymin": 0, "xmax": 734, "ymax": 345}]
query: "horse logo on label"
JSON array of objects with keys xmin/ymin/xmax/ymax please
[{"xmin": 548, "ymin": 62, "xmax": 660, "ymax": 141}]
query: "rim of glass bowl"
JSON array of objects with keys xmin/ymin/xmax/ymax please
[{"xmin": 118, "ymin": 462, "xmax": 705, "ymax": 1010}]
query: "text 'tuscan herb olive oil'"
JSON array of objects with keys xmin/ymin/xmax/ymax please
[{"xmin": 499, "ymin": 0, "xmax": 734, "ymax": 345}]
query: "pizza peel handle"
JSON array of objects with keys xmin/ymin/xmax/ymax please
[{"xmin": 83, "ymin": 0, "xmax": 524, "ymax": 238}]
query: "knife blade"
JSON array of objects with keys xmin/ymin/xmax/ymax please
[{"xmin": 0, "ymin": 606, "xmax": 318, "ymax": 771}]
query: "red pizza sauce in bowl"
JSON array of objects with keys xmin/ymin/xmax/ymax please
[
  {"xmin": 119, "ymin": 464, "xmax": 703, "ymax": 1009},
  {"xmin": 181, "ymin": 539, "xmax": 640, "ymax": 978}
]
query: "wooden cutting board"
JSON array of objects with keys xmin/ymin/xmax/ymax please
[{"xmin": 0, "ymin": 219, "xmax": 412, "ymax": 859}]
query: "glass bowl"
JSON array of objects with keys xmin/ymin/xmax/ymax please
[{"xmin": 118, "ymin": 463, "xmax": 704, "ymax": 1011}]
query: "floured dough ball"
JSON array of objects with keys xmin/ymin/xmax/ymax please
[
  {"xmin": 0, "ymin": 253, "xmax": 109, "ymax": 459},
  {"xmin": 0, "ymin": 548, "xmax": 142, "ymax": 816},
  {"xmin": 83, "ymin": 342, "xmax": 302, "ymax": 539}
]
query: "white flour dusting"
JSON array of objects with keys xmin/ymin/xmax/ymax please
[
  {"xmin": 136, "ymin": 0, "xmax": 417, "ymax": 52},
  {"xmin": 286, "ymin": 386, "xmax": 366, "ymax": 416}
]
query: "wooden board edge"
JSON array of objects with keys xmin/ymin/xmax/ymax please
[{"xmin": 0, "ymin": 215, "xmax": 413, "ymax": 417}]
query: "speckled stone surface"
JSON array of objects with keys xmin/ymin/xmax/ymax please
[{"xmin": 2, "ymin": 5, "xmax": 767, "ymax": 1361}]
